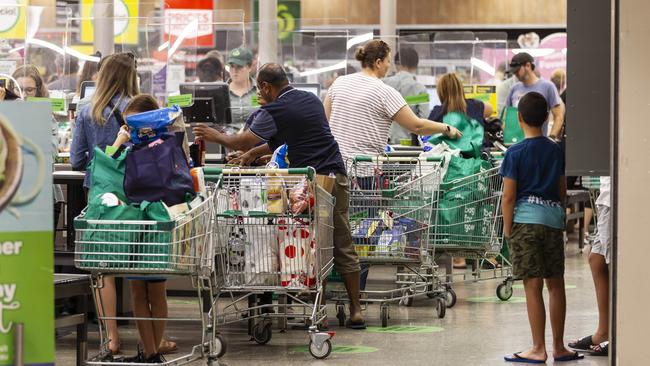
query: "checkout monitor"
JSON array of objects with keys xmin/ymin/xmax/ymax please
[
  {"xmin": 179, "ymin": 82, "xmax": 232, "ymax": 125},
  {"xmin": 292, "ymin": 83, "xmax": 321, "ymax": 97}
]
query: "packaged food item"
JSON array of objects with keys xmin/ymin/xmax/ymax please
[
  {"xmin": 190, "ymin": 167, "xmax": 206, "ymax": 196},
  {"xmin": 266, "ymin": 176, "xmax": 287, "ymax": 214},
  {"xmin": 288, "ymin": 179, "xmax": 314, "ymax": 214},
  {"xmin": 239, "ymin": 177, "xmax": 266, "ymax": 213}
]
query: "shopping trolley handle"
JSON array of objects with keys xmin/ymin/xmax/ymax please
[{"xmin": 203, "ymin": 166, "xmax": 316, "ymax": 180}]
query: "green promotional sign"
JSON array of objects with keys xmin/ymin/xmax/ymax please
[
  {"xmin": 404, "ymin": 93, "xmax": 430, "ymax": 106},
  {"xmin": 26, "ymin": 97, "xmax": 65, "ymax": 112},
  {"xmin": 167, "ymin": 93, "xmax": 193, "ymax": 107},
  {"xmin": 253, "ymin": 0, "xmax": 301, "ymax": 42},
  {"xmin": 0, "ymin": 102, "xmax": 54, "ymax": 365}
]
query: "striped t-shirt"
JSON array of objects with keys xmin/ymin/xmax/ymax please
[{"xmin": 327, "ymin": 72, "xmax": 407, "ymax": 164}]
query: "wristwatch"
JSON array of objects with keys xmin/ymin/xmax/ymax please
[{"xmin": 445, "ymin": 124, "xmax": 451, "ymax": 134}]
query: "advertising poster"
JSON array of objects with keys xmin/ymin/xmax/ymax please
[
  {"xmin": 80, "ymin": 0, "xmax": 140, "ymax": 45},
  {"xmin": 0, "ymin": 102, "xmax": 54, "ymax": 366}
]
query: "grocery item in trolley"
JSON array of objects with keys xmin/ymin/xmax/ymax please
[{"xmin": 278, "ymin": 218, "xmax": 317, "ymax": 289}]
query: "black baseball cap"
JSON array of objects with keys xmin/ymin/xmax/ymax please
[{"xmin": 509, "ymin": 52, "xmax": 535, "ymax": 71}]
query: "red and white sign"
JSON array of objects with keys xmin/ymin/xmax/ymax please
[{"xmin": 163, "ymin": 0, "xmax": 214, "ymax": 48}]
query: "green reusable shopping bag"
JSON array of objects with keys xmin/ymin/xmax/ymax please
[
  {"xmin": 136, "ymin": 201, "xmax": 173, "ymax": 270},
  {"xmin": 87, "ymin": 146, "xmax": 128, "ymax": 202},
  {"xmin": 442, "ymin": 155, "xmax": 493, "ymax": 185},
  {"xmin": 501, "ymin": 106, "xmax": 525, "ymax": 145},
  {"xmin": 428, "ymin": 112, "xmax": 484, "ymax": 158},
  {"xmin": 78, "ymin": 197, "xmax": 146, "ymax": 269}
]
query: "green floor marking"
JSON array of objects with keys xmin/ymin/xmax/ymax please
[
  {"xmin": 366, "ymin": 325, "xmax": 444, "ymax": 334},
  {"xmin": 466, "ymin": 296, "xmax": 526, "ymax": 303},
  {"xmin": 168, "ymin": 299, "xmax": 199, "ymax": 305},
  {"xmin": 290, "ymin": 345, "xmax": 378, "ymax": 354},
  {"xmin": 513, "ymin": 284, "xmax": 577, "ymax": 289}
]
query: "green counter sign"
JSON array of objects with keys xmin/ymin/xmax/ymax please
[
  {"xmin": 26, "ymin": 97, "xmax": 65, "ymax": 112},
  {"xmin": 167, "ymin": 94, "xmax": 193, "ymax": 107},
  {"xmin": 404, "ymin": 93, "xmax": 430, "ymax": 106}
]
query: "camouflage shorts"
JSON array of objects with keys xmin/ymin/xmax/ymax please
[{"xmin": 508, "ymin": 223, "xmax": 565, "ymax": 279}]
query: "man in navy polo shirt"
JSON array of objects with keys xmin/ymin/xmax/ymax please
[{"xmin": 193, "ymin": 63, "xmax": 366, "ymax": 329}]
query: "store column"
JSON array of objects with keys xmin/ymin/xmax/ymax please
[
  {"xmin": 380, "ymin": 0, "xmax": 396, "ymax": 52},
  {"xmin": 93, "ymin": 0, "xmax": 114, "ymax": 56},
  {"xmin": 258, "ymin": 0, "xmax": 278, "ymax": 65},
  {"xmin": 615, "ymin": 0, "xmax": 650, "ymax": 364}
]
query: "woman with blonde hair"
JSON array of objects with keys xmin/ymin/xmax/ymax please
[
  {"xmin": 70, "ymin": 52, "xmax": 138, "ymax": 356},
  {"xmin": 429, "ymin": 72, "xmax": 493, "ymax": 126}
]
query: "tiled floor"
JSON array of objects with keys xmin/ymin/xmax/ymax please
[{"xmin": 56, "ymin": 235, "xmax": 608, "ymax": 365}]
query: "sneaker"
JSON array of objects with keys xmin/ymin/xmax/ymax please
[
  {"xmin": 146, "ymin": 353, "xmax": 166, "ymax": 364},
  {"xmin": 122, "ymin": 349, "xmax": 145, "ymax": 363}
]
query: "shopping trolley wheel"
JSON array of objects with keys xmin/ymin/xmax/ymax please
[
  {"xmin": 445, "ymin": 288, "xmax": 457, "ymax": 308},
  {"xmin": 211, "ymin": 334, "xmax": 227, "ymax": 358},
  {"xmin": 496, "ymin": 282, "xmax": 513, "ymax": 301},
  {"xmin": 252, "ymin": 322, "xmax": 272, "ymax": 345},
  {"xmin": 380, "ymin": 305, "xmax": 389, "ymax": 327},
  {"xmin": 309, "ymin": 339, "xmax": 332, "ymax": 359},
  {"xmin": 336, "ymin": 304, "xmax": 346, "ymax": 326},
  {"xmin": 435, "ymin": 298, "xmax": 446, "ymax": 319},
  {"xmin": 399, "ymin": 289, "xmax": 414, "ymax": 307}
]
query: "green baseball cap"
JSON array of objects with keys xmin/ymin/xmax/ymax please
[{"xmin": 227, "ymin": 46, "xmax": 253, "ymax": 66}]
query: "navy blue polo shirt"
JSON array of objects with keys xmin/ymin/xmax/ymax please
[{"xmin": 249, "ymin": 86, "xmax": 346, "ymax": 175}]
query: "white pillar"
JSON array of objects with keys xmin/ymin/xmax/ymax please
[
  {"xmin": 258, "ymin": 0, "xmax": 278, "ymax": 66},
  {"xmin": 93, "ymin": 0, "xmax": 114, "ymax": 56},
  {"xmin": 380, "ymin": 0, "xmax": 397, "ymax": 53}
]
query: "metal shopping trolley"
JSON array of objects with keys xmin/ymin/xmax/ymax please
[
  {"xmin": 74, "ymin": 187, "xmax": 221, "ymax": 366},
  {"xmin": 430, "ymin": 166, "xmax": 514, "ymax": 305},
  {"xmin": 332, "ymin": 155, "xmax": 447, "ymax": 327},
  {"xmin": 203, "ymin": 167, "xmax": 336, "ymax": 359}
]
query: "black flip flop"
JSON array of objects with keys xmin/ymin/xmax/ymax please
[
  {"xmin": 345, "ymin": 319, "xmax": 366, "ymax": 330},
  {"xmin": 554, "ymin": 351, "xmax": 584, "ymax": 362},
  {"xmin": 568, "ymin": 335, "xmax": 595, "ymax": 351}
]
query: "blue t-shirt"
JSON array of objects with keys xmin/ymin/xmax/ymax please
[
  {"xmin": 506, "ymin": 79, "xmax": 562, "ymax": 135},
  {"xmin": 499, "ymin": 136, "xmax": 565, "ymax": 229},
  {"xmin": 249, "ymin": 86, "xmax": 346, "ymax": 175}
]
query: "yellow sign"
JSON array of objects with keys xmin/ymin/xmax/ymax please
[
  {"xmin": 0, "ymin": 0, "xmax": 27, "ymax": 40},
  {"xmin": 80, "ymin": 0, "xmax": 139, "ymax": 45},
  {"xmin": 464, "ymin": 85, "xmax": 498, "ymax": 117}
]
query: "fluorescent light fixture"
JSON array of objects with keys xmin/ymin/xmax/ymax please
[
  {"xmin": 512, "ymin": 48, "xmax": 555, "ymax": 57},
  {"xmin": 157, "ymin": 41, "xmax": 170, "ymax": 52},
  {"xmin": 346, "ymin": 32, "xmax": 373, "ymax": 50},
  {"xmin": 167, "ymin": 19, "xmax": 198, "ymax": 58},
  {"xmin": 64, "ymin": 47, "xmax": 100, "ymax": 63},
  {"xmin": 470, "ymin": 57, "xmax": 495, "ymax": 76},
  {"xmin": 299, "ymin": 60, "xmax": 346, "ymax": 77}
]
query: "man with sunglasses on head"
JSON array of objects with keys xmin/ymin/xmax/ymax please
[
  {"xmin": 193, "ymin": 62, "xmax": 366, "ymax": 329},
  {"xmin": 506, "ymin": 52, "xmax": 565, "ymax": 142}
]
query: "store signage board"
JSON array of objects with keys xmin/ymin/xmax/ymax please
[
  {"xmin": 80, "ymin": 0, "xmax": 140, "ymax": 45},
  {"xmin": 164, "ymin": 0, "xmax": 214, "ymax": 48},
  {"xmin": 464, "ymin": 85, "xmax": 498, "ymax": 117},
  {"xmin": 0, "ymin": 103, "xmax": 54, "ymax": 366},
  {"xmin": 0, "ymin": 0, "xmax": 26, "ymax": 40}
]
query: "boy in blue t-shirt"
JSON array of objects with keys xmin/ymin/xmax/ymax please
[{"xmin": 500, "ymin": 92, "xmax": 583, "ymax": 363}]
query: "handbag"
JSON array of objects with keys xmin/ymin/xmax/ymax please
[{"xmin": 124, "ymin": 131, "xmax": 194, "ymax": 205}]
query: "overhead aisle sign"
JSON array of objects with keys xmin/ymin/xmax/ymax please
[
  {"xmin": 81, "ymin": 0, "xmax": 140, "ymax": 45},
  {"xmin": 0, "ymin": 102, "xmax": 54, "ymax": 366}
]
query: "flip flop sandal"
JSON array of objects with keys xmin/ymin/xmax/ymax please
[
  {"xmin": 504, "ymin": 352, "xmax": 546, "ymax": 363},
  {"xmin": 554, "ymin": 351, "xmax": 584, "ymax": 362},
  {"xmin": 568, "ymin": 335, "xmax": 595, "ymax": 351},
  {"xmin": 345, "ymin": 319, "xmax": 366, "ymax": 330},
  {"xmin": 589, "ymin": 342, "xmax": 609, "ymax": 357},
  {"xmin": 158, "ymin": 339, "xmax": 178, "ymax": 354}
]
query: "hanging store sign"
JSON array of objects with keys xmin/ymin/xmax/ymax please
[
  {"xmin": 80, "ymin": 0, "xmax": 139, "ymax": 45},
  {"xmin": 0, "ymin": 0, "xmax": 26, "ymax": 40},
  {"xmin": 163, "ymin": 0, "xmax": 214, "ymax": 48}
]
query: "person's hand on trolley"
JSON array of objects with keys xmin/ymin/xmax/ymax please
[{"xmin": 444, "ymin": 124, "xmax": 462, "ymax": 139}]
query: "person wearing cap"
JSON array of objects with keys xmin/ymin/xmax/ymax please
[
  {"xmin": 226, "ymin": 46, "xmax": 258, "ymax": 131},
  {"xmin": 506, "ymin": 52, "xmax": 565, "ymax": 141}
]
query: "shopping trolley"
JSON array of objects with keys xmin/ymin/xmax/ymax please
[
  {"xmin": 332, "ymin": 155, "xmax": 447, "ymax": 327},
  {"xmin": 203, "ymin": 167, "xmax": 336, "ymax": 359},
  {"xmin": 74, "ymin": 187, "xmax": 222, "ymax": 365},
  {"xmin": 430, "ymin": 166, "xmax": 514, "ymax": 304}
]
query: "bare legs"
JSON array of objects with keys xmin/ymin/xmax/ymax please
[
  {"xmin": 130, "ymin": 280, "xmax": 169, "ymax": 358},
  {"xmin": 96, "ymin": 277, "xmax": 119, "ymax": 354},
  {"xmin": 589, "ymin": 253, "xmax": 609, "ymax": 344}
]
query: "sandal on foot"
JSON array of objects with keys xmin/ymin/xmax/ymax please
[
  {"xmin": 554, "ymin": 351, "xmax": 584, "ymax": 362},
  {"xmin": 344, "ymin": 319, "xmax": 366, "ymax": 330},
  {"xmin": 158, "ymin": 338, "xmax": 178, "ymax": 354},
  {"xmin": 589, "ymin": 342, "xmax": 609, "ymax": 357},
  {"xmin": 568, "ymin": 335, "xmax": 595, "ymax": 351},
  {"xmin": 504, "ymin": 352, "xmax": 546, "ymax": 363}
]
